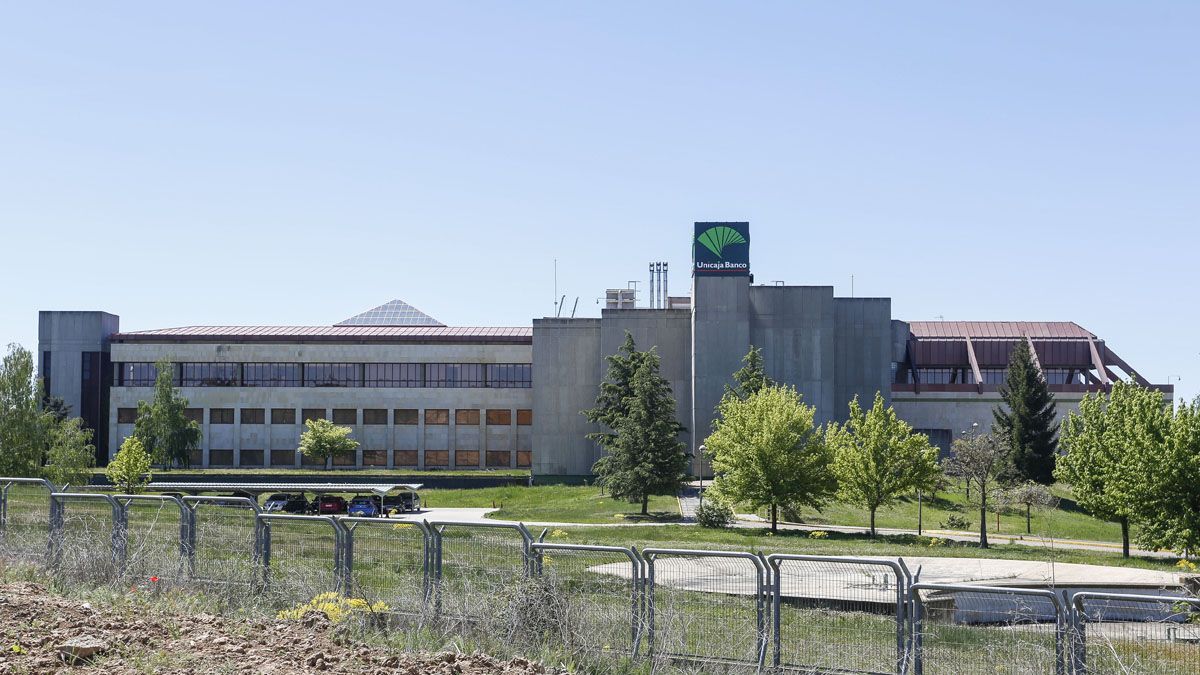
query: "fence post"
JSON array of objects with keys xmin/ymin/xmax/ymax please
[
  {"xmin": 337, "ymin": 520, "xmax": 354, "ymax": 595},
  {"xmin": 48, "ymin": 494, "xmax": 64, "ymax": 568},
  {"xmin": 911, "ymin": 586, "xmax": 924, "ymax": 675},
  {"xmin": 630, "ymin": 547, "xmax": 646, "ymax": 657},
  {"xmin": 645, "ymin": 552, "xmax": 656, "ymax": 657},
  {"xmin": 259, "ymin": 516, "xmax": 272, "ymax": 590},
  {"xmin": 1055, "ymin": 590, "xmax": 1069, "ymax": 675},
  {"xmin": 1071, "ymin": 593, "xmax": 1087, "ymax": 675},
  {"xmin": 770, "ymin": 557, "xmax": 782, "ymax": 669},
  {"xmin": 182, "ymin": 504, "xmax": 197, "ymax": 577},
  {"xmin": 0, "ymin": 483, "xmax": 8, "ymax": 531}
]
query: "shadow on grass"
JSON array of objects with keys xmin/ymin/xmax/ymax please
[{"xmin": 614, "ymin": 512, "xmax": 682, "ymax": 523}]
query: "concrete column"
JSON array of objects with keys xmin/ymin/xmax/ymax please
[
  {"xmin": 202, "ymin": 409, "xmax": 211, "ymax": 468},
  {"xmin": 448, "ymin": 408, "xmax": 457, "ymax": 468},
  {"xmin": 478, "ymin": 408, "xmax": 485, "ymax": 468},
  {"xmin": 510, "ymin": 408, "xmax": 517, "ymax": 469},
  {"xmin": 264, "ymin": 412, "xmax": 273, "ymax": 468},
  {"xmin": 354, "ymin": 409, "xmax": 363, "ymax": 467},
  {"xmin": 233, "ymin": 406, "xmax": 242, "ymax": 468},
  {"xmin": 292, "ymin": 407, "xmax": 303, "ymax": 467},
  {"xmin": 386, "ymin": 408, "xmax": 395, "ymax": 469},
  {"xmin": 417, "ymin": 408, "xmax": 425, "ymax": 469}
]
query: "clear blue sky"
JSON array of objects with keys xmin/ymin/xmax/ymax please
[{"xmin": 1, "ymin": 2, "xmax": 1196, "ymax": 401}]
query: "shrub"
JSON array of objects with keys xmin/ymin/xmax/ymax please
[
  {"xmin": 277, "ymin": 592, "xmax": 388, "ymax": 624},
  {"xmin": 939, "ymin": 514, "xmax": 971, "ymax": 531},
  {"xmin": 695, "ymin": 499, "xmax": 735, "ymax": 528},
  {"xmin": 808, "ymin": 530, "xmax": 829, "ymax": 539}
]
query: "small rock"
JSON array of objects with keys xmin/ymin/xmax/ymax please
[
  {"xmin": 58, "ymin": 635, "xmax": 108, "ymax": 665},
  {"xmin": 306, "ymin": 651, "xmax": 325, "ymax": 667}
]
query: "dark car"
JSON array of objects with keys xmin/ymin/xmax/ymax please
[
  {"xmin": 347, "ymin": 495, "xmax": 381, "ymax": 518},
  {"xmin": 264, "ymin": 493, "xmax": 309, "ymax": 514},
  {"xmin": 316, "ymin": 495, "xmax": 347, "ymax": 515},
  {"xmin": 382, "ymin": 492, "xmax": 421, "ymax": 515}
]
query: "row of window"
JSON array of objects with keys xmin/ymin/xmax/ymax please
[
  {"xmin": 183, "ymin": 448, "xmax": 532, "ymax": 469},
  {"xmin": 117, "ymin": 362, "xmax": 532, "ymax": 389},
  {"xmin": 117, "ymin": 407, "xmax": 533, "ymax": 426},
  {"xmin": 904, "ymin": 367, "xmax": 1087, "ymax": 386}
]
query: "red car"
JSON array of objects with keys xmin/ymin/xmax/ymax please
[{"xmin": 316, "ymin": 495, "xmax": 347, "ymax": 514}]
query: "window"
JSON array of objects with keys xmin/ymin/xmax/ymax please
[
  {"xmin": 426, "ymin": 363, "xmax": 485, "ymax": 388},
  {"xmin": 332, "ymin": 408, "xmax": 357, "ymax": 425},
  {"xmin": 117, "ymin": 407, "xmax": 138, "ymax": 424},
  {"xmin": 119, "ymin": 362, "xmax": 158, "ymax": 386},
  {"xmin": 184, "ymin": 408, "xmax": 203, "ymax": 423},
  {"xmin": 362, "ymin": 409, "xmax": 388, "ymax": 425},
  {"xmin": 210, "ymin": 408, "xmax": 234, "ymax": 424},
  {"xmin": 425, "ymin": 409, "xmax": 449, "ymax": 425},
  {"xmin": 456, "ymin": 409, "xmax": 480, "ymax": 425},
  {"xmin": 241, "ymin": 408, "xmax": 265, "ymax": 424},
  {"xmin": 271, "ymin": 408, "xmax": 296, "ymax": 424},
  {"xmin": 180, "ymin": 363, "xmax": 239, "ymax": 387},
  {"xmin": 394, "ymin": 409, "xmax": 419, "ymax": 425},
  {"xmin": 302, "ymin": 408, "xmax": 326, "ymax": 422},
  {"xmin": 303, "ymin": 363, "xmax": 362, "ymax": 387},
  {"xmin": 486, "ymin": 364, "xmax": 532, "ymax": 388},
  {"xmin": 516, "ymin": 409, "xmax": 533, "ymax": 426},
  {"xmin": 42, "ymin": 351, "xmax": 51, "ymax": 398},
  {"xmin": 364, "ymin": 363, "xmax": 423, "ymax": 387},
  {"xmin": 243, "ymin": 363, "xmax": 301, "ymax": 387},
  {"xmin": 486, "ymin": 409, "xmax": 512, "ymax": 426}
]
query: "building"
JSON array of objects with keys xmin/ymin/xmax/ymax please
[{"xmin": 38, "ymin": 223, "xmax": 1172, "ymax": 475}]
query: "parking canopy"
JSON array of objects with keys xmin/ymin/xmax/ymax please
[{"xmin": 143, "ymin": 482, "xmax": 422, "ymax": 498}]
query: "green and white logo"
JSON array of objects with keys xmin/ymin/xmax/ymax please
[{"xmin": 696, "ymin": 225, "xmax": 748, "ymax": 259}]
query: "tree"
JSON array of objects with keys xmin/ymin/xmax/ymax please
[
  {"xmin": 41, "ymin": 394, "xmax": 71, "ymax": 422},
  {"xmin": 106, "ymin": 436, "xmax": 152, "ymax": 494},
  {"xmin": 0, "ymin": 344, "xmax": 45, "ymax": 478},
  {"xmin": 43, "ymin": 417, "xmax": 95, "ymax": 488},
  {"xmin": 583, "ymin": 332, "xmax": 648, "ymax": 454},
  {"xmin": 1056, "ymin": 381, "xmax": 1168, "ymax": 557},
  {"xmin": 706, "ymin": 385, "xmax": 836, "ymax": 532},
  {"xmin": 1000, "ymin": 481, "xmax": 1058, "ymax": 534},
  {"xmin": 1122, "ymin": 395, "xmax": 1199, "ymax": 557},
  {"xmin": 828, "ymin": 392, "xmax": 941, "ymax": 537},
  {"xmin": 132, "ymin": 360, "xmax": 202, "ymax": 468},
  {"xmin": 946, "ymin": 430, "xmax": 1012, "ymax": 548},
  {"xmin": 993, "ymin": 341, "xmax": 1059, "ymax": 484},
  {"xmin": 299, "ymin": 418, "xmax": 359, "ymax": 468},
  {"xmin": 592, "ymin": 350, "xmax": 690, "ymax": 515},
  {"xmin": 724, "ymin": 346, "xmax": 773, "ymax": 400}
]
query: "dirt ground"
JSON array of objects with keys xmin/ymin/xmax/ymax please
[{"xmin": 0, "ymin": 582, "xmax": 559, "ymax": 674}]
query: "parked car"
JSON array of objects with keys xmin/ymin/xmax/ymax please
[
  {"xmin": 263, "ymin": 493, "xmax": 304, "ymax": 513},
  {"xmin": 347, "ymin": 495, "xmax": 381, "ymax": 518},
  {"xmin": 316, "ymin": 495, "xmax": 347, "ymax": 515},
  {"xmin": 381, "ymin": 492, "xmax": 421, "ymax": 515}
]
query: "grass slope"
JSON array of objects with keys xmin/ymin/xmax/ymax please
[{"xmin": 421, "ymin": 485, "xmax": 681, "ymax": 523}]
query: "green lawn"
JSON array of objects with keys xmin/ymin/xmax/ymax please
[
  {"xmin": 753, "ymin": 481, "xmax": 1128, "ymax": 544},
  {"xmin": 421, "ymin": 485, "xmax": 681, "ymax": 523}
]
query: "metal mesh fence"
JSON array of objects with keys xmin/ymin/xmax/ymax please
[
  {"xmin": 645, "ymin": 549, "xmax": 766, "ymax": 670},
  {"xmin": 432, "ymin": 522, "xmax": 531, "ymax": 629},
  {"xmin": 912, "ymin": 584, "xmax": 1064, "ymax": 674},
  {"xmin": 53, "ymin": 494, "xmax": 120, "ymax": 583},
  {"xmin": 770, "ymin": 555, "xmax": 907, "ymax": 673},
  {"xmin": 120, "ymin": 497, "xmax": 186, "ymax": 582},
  {"xmin": 530, "ymin": 543, "xmax": 643, "ymax": 657},
  {"xmin": 261, "ymin": 515, "xmax": 342, "ymax": 606},
  {"xmin": 1073, "ymin": 592, "xmax": 1200, "ymax": 674},
  {"xmin": 188, "ymin": 498, "xmax": 262, "ymax": 590},
  {"xmin": 0, "ymin": 481, "xmax": 53, "ymax": 565},
  {"xmin": 344, "ymin": 518, "xmax": 428, "ymax": 619}
]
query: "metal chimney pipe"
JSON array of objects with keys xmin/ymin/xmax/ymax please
[
  {"xmin": 648, "ymin": 262, "xmax": 656, "ymax": 309},
  {"xmin": 663, "ymin": 262, "xmax": 669, "ymax": 309}
]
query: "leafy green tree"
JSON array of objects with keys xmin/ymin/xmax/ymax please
[
  {"xmin": 0, "ymin": 344, "xmax": 45, "ymax": 477},
  {"xmin": 706, "ymin": 385, "xmax": 836, "ymax": 532},
  {"xmin": 583, "ymin": 332, "xmax": 648, "ymax": 454},
  {"xmin": 946, "ymin": 430, "xmax": 1012, "ymax": 549},
  {"xmin": 828, "ymin": 392, "xmax": 941, "ymax": 537},
  {"xmin": 1123, "ymin": 396, "xmax": 1199, "ymax": 556},
  {"xmin": 724, "ymin": 346, "xmax": 773, "ymax": 400},
  {"xmin": 106, "ymin": 436, "xmax": 152, "ymax": 494},
  {"xmin": 993, "ymin": 341, "xmax": 1059, "ymax": 484},
  {"xmin": 1056, "ymin": 381, "xmax": 1168, "ymax": 557},
  {"xmin": 132, "ymin": 360, "xmax": 202, "ymax": 468},
  {"xmin": 592, "ymin": 350, "xmax": 689, "ymax": 515},
  {"xmin": 299, "ymin": 418, "xmax": 359, "ymax": 468},
  {"xmin": 43, "ymin": 417, "xmax": 95, "ymax": 488}
]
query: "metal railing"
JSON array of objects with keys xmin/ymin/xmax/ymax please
[{"xmin": 3, "ymin": 478, "xmax": 1199, "ymax": 674}]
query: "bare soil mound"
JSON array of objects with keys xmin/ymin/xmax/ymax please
[{"xmin": 0, "ymin": 582, "xmax": 558, "ymax": 674}]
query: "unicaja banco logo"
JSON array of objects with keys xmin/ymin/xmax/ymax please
[
  {"xmin": 693, "ymin": 222, "xmax": 750, "ymax": 276},
  {"xmin": 696, "ymin": 225, "xmax": 747, "ymax": 259}
]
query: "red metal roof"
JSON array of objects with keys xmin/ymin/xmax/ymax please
[
  {"xmin": 113, "ymin": 325, "xmax": 532, "ymax": 344},
  {"xmin": 908, "ymin": 321, "xmax": 1096, "ymax": 340}
]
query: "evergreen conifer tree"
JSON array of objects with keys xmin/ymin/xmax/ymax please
[
  {"xmin": 582, "ymin": 332, "xmax": 647, "ymax": 453},
  {"xmin": 725, "ymin": 346, "xmax": 773, "ymax": 400},
  {"xmin": 993, "ymin": 341, "xmax": 1059, "ymax": 484}
]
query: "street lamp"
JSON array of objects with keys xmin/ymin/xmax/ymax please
[{"xmin": 698, "ymin": 444, "xmax": 706, "ymax": 506}]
